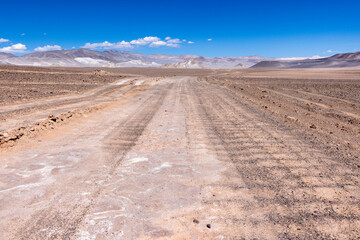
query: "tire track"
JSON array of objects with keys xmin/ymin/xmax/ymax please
[
  {"xmin": 15, "ymin": 82, "xmax": 172, "ymax": 240},
  {"xmin": 188, "ymin": 79, "xmax": 360, "ymax": 239},
  {"xmin": 0, "ymin": 79, "xmax": 136, "ymax": 121}
]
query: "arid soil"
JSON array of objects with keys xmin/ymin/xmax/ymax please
[
  {"xmin": 0, "ymin": 67, "xmax": 359, "ymax": 239},
  {"xmin": 0, "ymin": 66, "xmax": 214, "ymax": 104}
]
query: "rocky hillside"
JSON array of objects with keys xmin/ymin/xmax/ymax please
[
  {"xmin": 0, "ymin": 49, "xmax": 268, "ymax": 69},
  {"xmin": 252, "ymin": 52, "xmax": 360, "ymax": 69}
]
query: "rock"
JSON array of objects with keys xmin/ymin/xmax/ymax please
[
  {"xmin": 193, "ymin": 219, "xmax": 199, "ymax": 224},
  {"xmin": 48, "ymin": 115, "xmax": 57, "ymax": 122},
  {"xmin": 286, "ymin": 116, "xmax": 298, "ymax": 122},
  {"xmin": 206, "ymin": 224, "xmax": 211, "ymax": 229},
  {"xmin": 310, "ymin": 124, "xmax": 317, "ymax": 129}
]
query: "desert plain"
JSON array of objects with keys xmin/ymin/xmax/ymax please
[{"xmin": 0, "ymin": 66, "xmax": 359, "ymax": 239}]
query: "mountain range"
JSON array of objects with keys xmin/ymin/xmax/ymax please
[
  {"xmin": 251, "ymin": 51, "xmax": 360, "ymax": 69},
  {"xmin": 0, "ymin": 49, "xmax": 272, "ymax": 69},
  {"xmin": 0, "ymin": 49, "xmax": 359, "ymax": 69}
]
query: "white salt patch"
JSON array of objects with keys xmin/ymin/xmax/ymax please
[
  {"xmin": 126, "ymin": 157, "xmax": 148, "ymax": 165},
  {"xmin": 152, "ymin": 162, "xmax": 172, "ymax": 173},
  {"xmin": 93, "ymin": 209, "xmax": 125, "ymax": 216},
  {"xmin": 116, "ymin": 79, "xmax": 131, "ymax": 85},
  {"xmin": 134, "ymin": 79, "xmax": 145, "ymax": 86},
  {"xmin": 27, "ymin": 153, "xmax": 38, "ymax": 158}
]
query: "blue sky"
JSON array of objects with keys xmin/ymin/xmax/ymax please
[{"xmin": 0, "ymin": 0, "xmax": 359, "ymax": 57}]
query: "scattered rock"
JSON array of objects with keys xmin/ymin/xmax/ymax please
[
  {"xmin": 206, "ymin": 224, "xmax": 211, "ymax": 229},
  {"xmin": 193, "ymin": 219, "xmax": 199, "ymax": 224},
  {"xmin": 286, "ymin": 116, "xmax": 298, "ymax": 122},
  {"xmin": 310, "ymin": 124, "xmax": 317, "ymax": 129}
]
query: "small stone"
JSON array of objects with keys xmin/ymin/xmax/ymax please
[
  {"xmin": 310, "ymin": 124, "xmax": 317, "ymax": 129},
  {"xmin": 193, "ymin": 219, "xmax": 199, "ymax": 224},
  {"xmin": 206, "ymin": 224, "xmax": 211, "ymax": 229}
]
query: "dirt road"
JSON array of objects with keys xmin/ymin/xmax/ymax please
[{"xmin": 0, "ymin": 75, "xmax": 359, "ymax": 239}]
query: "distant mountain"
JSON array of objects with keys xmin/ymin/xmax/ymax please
[
  {"xmin": 162, "ymin": 56, "xmax": 271, "ymax": 69},
  {"xmin": 0, "ymin": 49, "xmax": 270, "ymax": 68},
  {"xmin": 0, "ymin": 52, "xmax": 15, "ymax": 59},
  {"xmin": 251, "ymin": 51, "xmax": 360, "ymax": 69},
  {"xmin": 5, "ymin": 49, "xmax": 165, "ymax": 67},
  {"xmin": 162, "ymin": 59, "xmax": 204, "ymax": 69},
  {"xmin": 2, "ymin": 49, "xmax": 359, "ymax": 69},
  {"xmin": 0, "ymin": 52, "xmax": 15, "ymax": 64},
  {"xmin": 330, "ymin": 51, "xmax": 360, "ymax": 61}
]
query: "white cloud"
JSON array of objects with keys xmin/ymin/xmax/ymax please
[
  {"xmin": 82, "ymin": 40, "xmax": 133, "ymax": 49},
  {"xmin": 130, "ymin": 36, "xmax": 160, "ymax": 45},
  {"xmin": 208, "ymin": 38, "xmax": 212, "ymax": 41},
  {"xmin": 35, "ymin": 45, "xmax": 62, "ymax": 52},
  {"xmin": 43, "ymin": 33, "xmax": 47, "ymax": 36},
  {"xmin": 21, "ymin": 33, "xmax": 25, "ymax": 36},
  {"xmin": 0, "ymin": 38, "xmax": 9, "ymax": 43},
  {"xmin": 132, "ymin": 36, "xmax": 181, "ymax": 47},
  {"xmin": 182, "ymin": 39, "xmax": 186, "ymax": 42},
  {"xmin": 0, "ymin": 43, "xmax": 27, "ymax": 53},
  {"xmin": 149, "ymin": 41, "xmax": 167, "ymax": 47},
  {"xmin": 327, "ymin": 50, "xmax": 338, "ymax": 53},
  {"xmin": 188, "ymin": 41, "xmax": 194, "ymax": 44},
  {"xmin": 82, "ymin": 36, "xmax": 185, "ymax": 50},
  {"xmin": 167, "ymin": 38, "xmax": 181, "ymax": 44},
  {"xmin": 166, "ymin": 43, "xmax": 180, "ymax": 48}
]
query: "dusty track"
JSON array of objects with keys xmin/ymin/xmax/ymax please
[{"xmin": 0, "ymin": 73, "xmax": 359, "ymax": 239}]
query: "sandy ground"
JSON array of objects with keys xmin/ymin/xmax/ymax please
[{"xmin": 0, "ymin": 67, "xmax": 359, "ymax": 239}]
